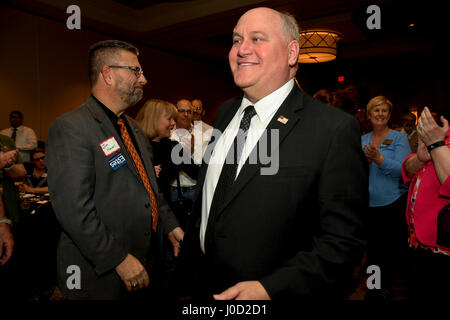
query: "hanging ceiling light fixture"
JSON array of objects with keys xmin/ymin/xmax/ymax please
[{"xmin": 298, "ymin": 30, "xmax": 342, "ymax": 63}]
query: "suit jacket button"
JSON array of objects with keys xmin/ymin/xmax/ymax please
[{"xmin": 145, "ymin": 203, "xmax": 150, "ymax": 208}]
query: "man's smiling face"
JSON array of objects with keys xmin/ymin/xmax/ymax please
[{"xmin": 228, "ymin": 8, "xmax": 294, "ymax": 103}]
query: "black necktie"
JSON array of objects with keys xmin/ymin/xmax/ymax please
[
  {"xmin": 205, "ymin": 105, "xmax": 257, "ymax": 253},
  {"xmin": 11, "ymin": 128, "xmax": 17, "ymax": 142}
]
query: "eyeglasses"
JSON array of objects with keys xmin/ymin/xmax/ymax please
[
  {"xmin": 32, "ymin": 156, "xmax": 45, "ymax": 161},
  {"xmin": 177, "ymin": 109, "xmax": 192, "ymax": 114},
  {"xmin": 109, "ymin": 65, "xmax": 144, "ymax": 78}
]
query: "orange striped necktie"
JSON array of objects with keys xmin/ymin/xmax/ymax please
[{"xmin": 117, "ymin": 118, "xmax": 158, "ymax": 231}]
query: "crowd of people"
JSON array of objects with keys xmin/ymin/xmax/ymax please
[
  {"xmin": 313, "ymin": 86, "xmax": 448, "ymax": 300},
  {"xmin": 0, "ymin": 6, "xmax": 449, "ymax": 302},
  {"xmin": 0, "ymin": 112, "xmax": 57, "ymax": 299}
]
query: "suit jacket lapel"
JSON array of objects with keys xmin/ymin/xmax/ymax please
[
  {"xmin": 194, "ymin": 100, "xmax": 242, "ymax": 203},
  {"xmin": 86, "ymin": 98, "xmax": 145, "ymax": 187},
  {"xmin": 216, "ymin": 85, "xmax": 305, "ymax": 216}
]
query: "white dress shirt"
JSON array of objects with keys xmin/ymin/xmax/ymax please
[
  {"xmin": 170, "ymin": 123, "xmax": 212, "ymax": 187},
  {"xmin": 0, "ymin": 125, "xmax": 38, "ymax": 162},
  {"xmin": 199, "ymin": 79, "xmax": 294, "ymax": 252},
  {"xmin": 199, "ymin": 120, "xmax": 213, "ymax": 135},
  {"xmin": 399, "ymin": 127, "xmax": 417, "ymax": 140},
  {"xmin": 192, "ymin": 120, "xmax": 213, "ymax": 166},
  {"xmin": 170, "ymin": 125, "xmax": 197, "ymax": 187}
]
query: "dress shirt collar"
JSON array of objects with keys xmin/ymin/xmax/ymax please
[
  {"xmin": 12, "ymin": 125, "xmax": 23, "ymax": 132},
  {"xmin": 239, "ymin": 79, "xmax": 295, "ymax": 123},
  {"xmin": 91, "ymin": 94, "xmax": 120, "ymax": 121},
  {"xmin": 399, "ymin": 127, "xmax": 417, "ymax": 139},
  {"xmin": 408, "ymin": 129, "xmax": 417, "ymax": 139},
  {"xmin": 90, "ymin": 95, "xmax": 141, "ymax": 154},
  {"xmin": 91, "ymin": 94, "xmax": 130, "ymax": 131},
  {"xmin": 171, "ymin": 124, "xmax": 193, "ymax": 136}
]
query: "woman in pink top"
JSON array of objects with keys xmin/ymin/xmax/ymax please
[{"xmin": 402, "ymin": 107, "xmax": 449, "ymax": 300}]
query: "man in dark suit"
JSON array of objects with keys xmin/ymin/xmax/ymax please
[
  {"xmin": 181, "ymin": 8, "xmax": 368, "ymax": 299},
  {"xmin": 46, "ymin": 40, "xmax": 183, "ymax": 299}
]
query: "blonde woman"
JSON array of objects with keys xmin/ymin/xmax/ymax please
[
  {"xmin": 136, "ymin": 99, "xmax": 199, "ymax": 297},
  {"xmin": 361, "ymin": 95, "xmax": 411, "ymax": 300},
  {"xmin": 135, "ymin": 99, "xmax": 198, "ymax": 221}
]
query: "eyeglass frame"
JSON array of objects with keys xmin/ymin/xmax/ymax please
[
  {"xmin": 108, "ymin": 65, "xmax": 144, "ymax": 78},
  {"xmin": 32, "ymin": 156, "xmax": 45, "ymax": 161},
  {"xmin": 177, "ymin": 109, "xmax": 193, "ymax": 114}
]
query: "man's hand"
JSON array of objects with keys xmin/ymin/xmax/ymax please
[
  {"xmin": 18, "ymin": 184, "xmax": 33, "ymax": 193},
  {"xmin": 213, "ymin": 281, "xmax": 271, "ymax": 300},
  {"xmin": 154, "ymin": 165, "xmax": 162, "ymax": 178},
  {"xmin": 0, "ymin": 224, "xmax": 14, "ymax": 266},
  {"xmin": 168, "ymin": 227, "xmax": 184, "ymax": 257},
  {"xmin": 115, "ymin": 254, "xmax": 150, "ymax": 292}
]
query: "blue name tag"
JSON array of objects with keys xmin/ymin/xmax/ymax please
[{"xmin": 109, "ymin": 153, "xmax": 127, "ymax": 170}]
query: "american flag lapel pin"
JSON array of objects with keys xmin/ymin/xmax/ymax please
[{"xmin": 277, "ymin": 115, "xmax": 288, "ymax": 124}]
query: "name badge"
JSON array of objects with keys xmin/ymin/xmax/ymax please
[
  {"xmin": 382, "ymin": 139, "xmax": 393, "ymax": 145},
  {"xmin": 109, "ymin": 153, "xmax": 127, "ymax": 171},
  {"xmin": 100, "ymin": 137, "xmax": 121, "ymax": 156}
]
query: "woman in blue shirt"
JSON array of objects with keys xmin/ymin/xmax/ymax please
[{"xmin": 361, "ymin": 96, "xmax": 411, "ymax": 300}]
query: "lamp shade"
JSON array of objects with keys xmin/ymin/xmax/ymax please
[{"xmin": 298, "ymin": 30, "xmax": 342, "ymax": 63}]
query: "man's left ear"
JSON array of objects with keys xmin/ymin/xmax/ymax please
[
  {"xmin": 100, "ymin": 65, "xmax": 113, "ymax": 86},
  {"xmin": 288, "ymin": 40, "xmax": 300, "ymax": 67}
]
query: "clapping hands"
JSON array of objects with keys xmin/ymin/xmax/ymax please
[
  {"xmin": 417, "ymin": 106, "xmax": 449, "ymax": 147},
  {"xmin": 0, "ymin": 147, "xmax": 18, "ymax": 169},
  {"xmin": 364, "ymin": 142, "xmax": 384, "ymax": 165}
]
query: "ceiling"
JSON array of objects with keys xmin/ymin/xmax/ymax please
[{"xmin": 4, "ymin": 0, "xmax": 446, "ymax": 66}]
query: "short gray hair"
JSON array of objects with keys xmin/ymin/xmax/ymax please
[
  {"xmin": 279, "ymin": 11, "xmax": 300, "ymax": 67},
  {"xmin": 279, "ymin": 12, "xmax": 300, "ymax": 43}
]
